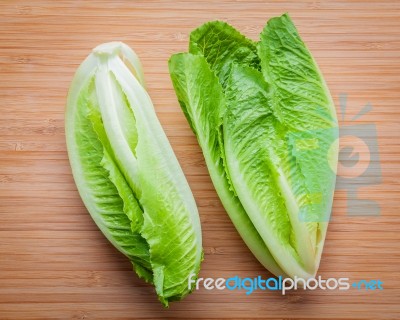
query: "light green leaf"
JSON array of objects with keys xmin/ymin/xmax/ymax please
[
  {"xmin": 259, "ymin": 14, "xmax": 338, "ymax": 269},
  {"xmin": 169, "ymin": 53, "xmax": 286, "ymax": 277},
  {"xmin": 259, "ymin": 13, "xmax": 337, "ymax": 130},
  {"xmin": 224, "ymin": 65, "xmax": 316, "ymax": 277}
]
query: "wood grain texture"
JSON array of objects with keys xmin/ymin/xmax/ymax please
[{"xmin": 0, "ymin": 0, "xmax": 399, "ymax": 319}]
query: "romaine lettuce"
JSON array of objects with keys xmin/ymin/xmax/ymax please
[
  {"xmin": 65, "ymin": 42, "xmax": 203, "ymax": 306},
  {"xmin": 169, "ymin": 14, "xmax": 338, "ymax": 278}
]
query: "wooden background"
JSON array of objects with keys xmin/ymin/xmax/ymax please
[{"xmin": 0, "ymin": 0, "xmax": 399, "ymax": 319}]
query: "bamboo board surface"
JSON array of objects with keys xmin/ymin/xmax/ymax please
[{"xmin": 0, "ymin": 0, "xmax": 399, "ymax": 319}]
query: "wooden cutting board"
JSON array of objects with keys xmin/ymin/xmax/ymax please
[{"xmin": 0, "ymin": 1, "xmax": 399, "ymax": 319}]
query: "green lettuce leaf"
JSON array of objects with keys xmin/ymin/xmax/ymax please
[
  {"xmin": 66, "ymin": 42, "xmax": 203, "ymax": 306},
  {"xmin": 169, "ymin": 53, "xmax": 286, "ymax": 277},
  {"xmin": 258, "ymin": 14, "xmax": 338, "ymax": 271},
  {"xmin": 189, "ymin": 21, "xmax": 260, "ymax": 88}
]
